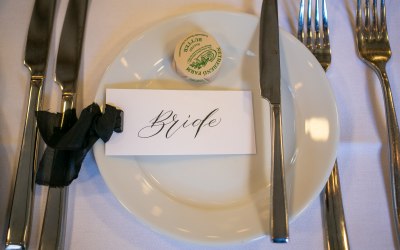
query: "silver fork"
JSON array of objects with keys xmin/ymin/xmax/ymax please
[
  {"xmin": 298, "ymin": 1, "xmax": 350, "ymax": 249},
  {"xmin": 356, "ymin": 0, "xmax": 400, "ymax": 245}
]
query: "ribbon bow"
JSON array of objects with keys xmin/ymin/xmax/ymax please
[{"xmin": 35, "ymin": 103, "xmax": 123, "ymax": 187}]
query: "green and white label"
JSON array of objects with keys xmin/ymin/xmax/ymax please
[{"xmin": 174, "ymin": 32, "xmax": 223, "ymax": 82}]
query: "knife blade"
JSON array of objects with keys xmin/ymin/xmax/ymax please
[
  {"xmin": 259, "ymin": 0, "xmax": 289, "ymax": 243},
  {"xmin": 38, "ymin": 0, "xmax": 89, "ymax": 249},
  {"xmin": 6, "ymin": 0, "xmax": 56, "ymax": 249}
]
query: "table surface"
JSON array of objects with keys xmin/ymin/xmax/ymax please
[{"xmin": 1, "ymin": 0, "xmax": 400, "ymax": 249}]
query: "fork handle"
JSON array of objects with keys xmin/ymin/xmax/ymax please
[
  {"xmin": 322, "ymin": 161, "xmax": 350, "ymax": 250},
  {"xmin": 377, "ymin": 65, "xmax": 400, "ymax": 243},
  {"xmin": 6, "ymin": 77, "xmax": 43, "ymax": 249}
]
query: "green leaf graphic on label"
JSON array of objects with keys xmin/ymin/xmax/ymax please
[{"xmin": 189, "ymin": 48, "xmax": 217, "ymax": 70}]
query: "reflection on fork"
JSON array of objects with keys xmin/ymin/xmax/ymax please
[
  {"xmin": 356, "ymin": 0, "xmax": 400, "ymax": 246},
  {"xmin": 297, "ymin": 0, "xmax": 350, "ymax": 249}
]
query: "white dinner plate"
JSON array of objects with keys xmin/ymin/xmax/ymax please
[{"xmin": 93, "ymin": 11, "xmax": 339, "ymax": 245}]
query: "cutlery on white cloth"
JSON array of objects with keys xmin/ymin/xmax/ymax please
[
  {"xmin": 356, "ymin": 0, "xmax": 400, "ymax": 246},
  {"xmin": 259, "ymin": 0, "xmax": 289, "ymax": 243},
  {"xmin": 38, "ymin": 0, "xmax": 89, "ymax": 249},
  {"xmin": 5, "ymin": 0, "xmax": 56, "ymax": 248},
  {"xmin": 297, "ymin": 0, "xmax": 350, "ymax": 249}
]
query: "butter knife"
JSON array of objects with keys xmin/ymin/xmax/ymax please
[
  {"xmin": 259, "ymin": 0, "xmax": 289, "ymax": 243},
  {"xmin": 38, "ymin": 0, "xmax": 89, "ymax": 249},
  {"xmin": 6, "ymin": 0, "xmax": 56, "ymax": 249}
]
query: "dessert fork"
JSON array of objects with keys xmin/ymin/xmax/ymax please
[
  {"xmin": 356, "ymin": 0, "xmax": 400, "ymax": 245},
  {"xmin": 298, "ymin": 0, "xmax": 350, "ymax": 249}
]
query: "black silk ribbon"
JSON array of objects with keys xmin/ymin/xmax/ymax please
[{"xmin": 35, "ymin": 103, "xmax": 123, "ymax": 187}]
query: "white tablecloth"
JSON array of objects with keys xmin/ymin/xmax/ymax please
[{"xmin": 1, "ymin": 0, "xmax": 400, "ymax": 249}]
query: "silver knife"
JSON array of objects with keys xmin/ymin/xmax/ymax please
[
  {"xmin": 38, "ymin": 0, "xmax": 89, "ymax": 249},
  {"xmin": 259, "ymin": 0, "xmax": 289, "ymax": 243},
  {"xmin": 6, "ymin": 0, "xmax": 56, "ymax": 249}
]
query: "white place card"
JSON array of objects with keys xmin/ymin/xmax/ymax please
[{"xmin": 105, "ymin": 89, "xmax": 256, "ymax": 156}]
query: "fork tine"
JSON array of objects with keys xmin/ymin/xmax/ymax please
[
  {"xmin": 381, "ymin": 0, "xmax": 388, "ymax": 32},
  {"xmin": 306, "ymin": 0, "xmax": 313, "ymax": 49},
  {"xmin": 372, "ymin": 0, "xmax": 378, "ymax": 33},
  {"xmin": 298, "ymin": 0, "xmax": 305, "ymax": 42},
  {"xmin": 356, "ymin": 0, "xmax": 362, "ymax": 31},
  {"xmin": 365, "ymin": 0, "xmax": 371, "ymax": 31},
  {"xmin": 322, "ymin": 0, "xmax": 330, "ymax": 49},
  {"xmin": 315, "ymin": 0, "xmax": 321, "ymax": 48}
]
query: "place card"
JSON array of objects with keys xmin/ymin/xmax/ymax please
[{"xmin": 105, "ymin": 89, "xmax": 256, "ymax": 156}]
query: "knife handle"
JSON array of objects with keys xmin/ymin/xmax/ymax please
[
  {"xmin": 270, "ymin": 104, "xmax": 289, "ymax": 243},
  {"xmin": 39, "ymin": 186, "xmax": 68, "ymax": 250},
  {"xmin": 6, "ymin": 77, "xmax": 43, "ymax": 249},
  {"xmin": 38, "ymin": 95, "xmax": 74, "ymax": 250}
]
